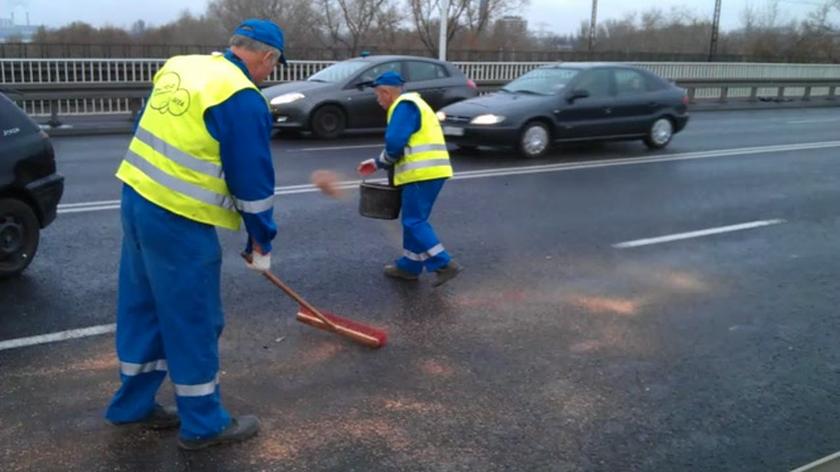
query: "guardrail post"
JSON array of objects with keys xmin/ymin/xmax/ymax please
[
  {"xmin": 129, "ymin": 98, "xmax": 142, "ymax": 122},
  {"xmin": 749, "ymin": 87, "xmax": 758, "ymax": 102},
  {"xmin": 803, "ymin": 86, "xmax": 811, "ymax": 101},
  {"xmin": 719, "ymin": 86, "xmax": 729, "ymax": 103},
  {"xmin": 47, "ymin": 99, "xmax": 62, "ymax": 128},
  {"xmin": 829, "ymin": 86, "xmax": 837, "ymax": 100},
  {"xmin": 777, "ymin": 86, "xmax": 785, "ymax": 101},
  {"xmin": 687, "ymin": 87, "xmax": 696, "ymax": 104}
]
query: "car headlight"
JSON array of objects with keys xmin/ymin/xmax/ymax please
[
  {"xmin": 436, "ymin": 111, "xmax": 447, "ymax": 122},
  {"xmin": 270, "ymin": 93, "xmax": 305, "ymax": 106},
  {"xmin": 470, "ymin": 114, "xmax": 505, "ymax": 125}
]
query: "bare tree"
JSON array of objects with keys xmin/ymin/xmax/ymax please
[
  {"xmin": 207, "ymin": 0, "xmax": 323, "ymax": 52},
  {"xmin": 316, "ymin": 0, "xmax": 398, "ymax": 57},
  {"xmin": 407, "ymin": 0, "xmax": 531, "ymax": 54},
  {"xmin": 407, "ymin": 0, "xmax": 471, "ymax": 54}
]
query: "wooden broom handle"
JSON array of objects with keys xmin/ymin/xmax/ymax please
[
  {"xmin": 261, "ymin": 271, "xmax": 338, "ymax": 330},
  {"xmin": 242, "ymin": 253, "xmax": 338, "ymax": 330}
]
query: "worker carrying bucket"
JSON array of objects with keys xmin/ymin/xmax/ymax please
[{"xmin": 357, "ymin": 71, "xmax": 463, "ymax": 287}]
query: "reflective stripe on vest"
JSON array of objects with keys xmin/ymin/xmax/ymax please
[
  {"xmin": 116, "ymin": 54, "xmax": 264, "ymax": 230},
  {"xmin": 134, "ymin": 127, "xmax": 224, "ymax": 180},
  {"xmin": 387, "ymin": 93, "xmax": 453, "ymax": 186},
  {"xmin": 123, "ymin": 149, "xmax": 236, "ymax": 212}
]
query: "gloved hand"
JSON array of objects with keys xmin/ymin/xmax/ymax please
[
  {"xmin": 357, "ymin": 158, "xmax": 377, "ymax": 177},
  {"xmin": 245, "ymin": 250, "xmax": 271, "ymax": 272},
  {"xmin": 244, "ymin": 241, "xmax": 271, "ymax": 272}
]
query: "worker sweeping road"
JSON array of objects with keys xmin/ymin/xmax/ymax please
[
  {"xmin": 357, "ymin": 71, "xmax": 463, "ymax": 287},
  {"xmin": 105, "ymin": 19, "xmax": 288, "ymax": 450}
]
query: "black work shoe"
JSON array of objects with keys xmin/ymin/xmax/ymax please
[
  {"xmin": 177, "ymin": 415, "xmax": 260, "ymax": 451},
  {"xmin": 384, "ymin": 264, "xmax": 419, "ymax": 281},
  {"xmin": 433, "ymin": 261, "xmax": 463, "ymax": 287}
]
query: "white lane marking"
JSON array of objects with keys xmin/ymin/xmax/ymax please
[
  {"xmin": 613, "ymin": 219, "xmax": 786, "ymax": 249},
  {"xmin": 791, "ymin": 450, "xmax": 840, "ymax": 472},
  {"xmin": 0, "ymin": 323, "xmax": 116, "ymax": 352},
  {"xmin": 56, "ymin": 140, "xmax": 840, "ymax": 215},
  {"xmin": 58, "ymin": 199, "xmax": 125, "ymax": 209},
  {"xmin": 299, "ymin": 144, "xmax": 382, "ymax": 152},
  {"xmin": 59, "ymin": 205, "xmax": 121, "ymax": 214},
  {"xmin": 787, "ymin": 118, "xmax": 840, "ymax": 125}
]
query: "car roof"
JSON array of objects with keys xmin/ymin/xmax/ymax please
[
  {"xmin": 346, "ymin": 55, "xmax": 448, "ymax": 64},
  {"xmin": 538, "ymin": 62, "xmax": 644, "ymax": 70}
]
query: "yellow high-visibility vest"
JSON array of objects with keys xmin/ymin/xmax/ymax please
[
  {"xmin": 387, "ymin": 93, "xmax": 453, "ymax": 186},
  {"xmin": 116, "ymin": 53, "xmax": 267, "ymax": 230}
]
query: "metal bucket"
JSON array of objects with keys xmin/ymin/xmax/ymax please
[{"xmin": 359, "ymin": 182, "xmax": 401, "ymax": 220}]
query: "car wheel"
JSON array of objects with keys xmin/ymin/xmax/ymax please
[
  {"xmin": 0, "ymin": 198, "xmax": 40, "ymax": 278},
  {"xmin": 644, "ymin": 117, "xmax": 674, "ymax": 149},
  {"xmin": 311, "ymin": 105, "xmax": 346, "ymax": 139},
  {"xmin": 518, "ymin": 122, "xmax": 551, "ymax": 159}
]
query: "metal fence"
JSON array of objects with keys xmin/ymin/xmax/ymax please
[{"xmin": 4, "ymin": 58, "xmax": 840, "ymax": 116}]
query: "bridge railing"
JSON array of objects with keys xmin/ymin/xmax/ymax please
[{"xmin": 2, "ymin": 59, "xmax": 839, "ymax": 120}]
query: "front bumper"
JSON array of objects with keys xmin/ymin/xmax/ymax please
[
  {"xmin": 270, "ymin": 104, "xmax": 310, "ymax": 130},
  {"xmin": 25, "ymin": 173, "xmax": 64, "ymax": 228},
  {"xmin": 441, "ymin": 123, "xmax": 521, "ymax": 147}
]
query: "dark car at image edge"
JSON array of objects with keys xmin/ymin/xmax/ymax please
[
  {"xmin": 262, "ymin": 55, "xmax": 478, "ymax": 139},
  {"xmin": 0, "ymin": 90, "xmax": 64, "ymax": 278},
  {"xmin": 438, "ymin": 63, "xmax": 689, "ymax": 158}
]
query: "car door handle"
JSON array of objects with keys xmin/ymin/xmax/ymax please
[
  {"xmin": 648, "ymin": 102, "xmax": 660, "ymax": 107},
  {"xmin": 604, "ymin": 108, "xmax": 612, "ymax": 114}
]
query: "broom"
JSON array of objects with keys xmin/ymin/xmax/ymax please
[{"xmin": 243, "ymin": 254, "xmax": 387, "ymax": 349}]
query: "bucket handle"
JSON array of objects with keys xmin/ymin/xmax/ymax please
[{"xmin": 360, "ymin": 167, "xmax": 396, "ymax": 188}]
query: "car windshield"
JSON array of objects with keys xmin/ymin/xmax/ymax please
[
  {"xmin": 502, "ymin": 67, "xmax": 580, "ymax": 95},
  {"xmin": 308, "ymin": 60, "xmax": 369, "ymax": 83}
]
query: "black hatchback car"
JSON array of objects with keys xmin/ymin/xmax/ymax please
[
  {"xmin": 438, "ymin": 63, "xmax": 689, "ymax": 158},
  {"xmin": 0, "ymin": 91, "xmax": 63, "ymax": 277},
  {"xmin": 262, "ymin": 55, "xmax": 478, "ymax": 138}
]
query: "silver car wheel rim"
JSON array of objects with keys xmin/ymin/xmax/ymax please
[
  {"xmin": 523, "ymin": 126, "xmax": 549, "ymax": 156},
  {"xmin": 652, "ymin": 119, "xmax": 673, "ymax": 145}
]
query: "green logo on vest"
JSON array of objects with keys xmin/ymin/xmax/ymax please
[{"xmin": 150, "ymin": 72, "xmax": 191, "ymax": 117}]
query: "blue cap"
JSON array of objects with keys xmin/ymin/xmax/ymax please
[
  {"xmin": 372, "ymin": 71, "xmax": 405, "ymax": 87},
  {"xmin": 234, "ymin": 19, "xmax": 287, "ymax": 65}
]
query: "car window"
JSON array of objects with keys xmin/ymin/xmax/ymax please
[
  {"xmin": 307, "ymin": 60, "xmax": 368, "ymax": 83},
  {"xmin": 574, "ymin": 69, "xmax": 612, "ymax": 98},
  {"xmin": 407, "ymin": 61, "xmax": 448, "ymax": 82},
  {"xmin": 357, "ymin": 61, "xmax": 402, "ymax": 83},
  {"xmin": 0, "ymin": 93, "xmax": 35, "ymax": 133},
  {"xmin": 642, "ymin": 71, "xmax": 669, "ymax": 91},
  {"xmin": 615, "ymin": 69, "xmax": 648, "ymax": 96},
  {"xmin": 501, "ymin": 67, "xmax": 579, "ymax": 95}
]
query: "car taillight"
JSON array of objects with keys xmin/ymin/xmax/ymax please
[
  {"xmin": 682, "ymin": 94, "xmax": 689, "ymax": 106},
  {"xmin": 467, "ymin": 79, "xmax": 477, "ymax": 90}
]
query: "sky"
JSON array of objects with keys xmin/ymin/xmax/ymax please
[{"xmin": 0, "ymin": 0, "xmax": 826, "ymax": 35}]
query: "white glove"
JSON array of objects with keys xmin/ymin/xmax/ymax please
[{"xmin": 246, "ymin": 251, "xmax": 271, "ymax": 272}]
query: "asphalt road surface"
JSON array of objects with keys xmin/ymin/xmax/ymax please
[{"xmin": 4, "ymin": 108, "xmax": 840, "ymax": 471}]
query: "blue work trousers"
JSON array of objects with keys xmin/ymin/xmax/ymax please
[
  {"xmin": 395, "ymin": 178, "xmax": 452, "ymax": 274},
  {"xmin": 105, "ymin": 185, "xmax": 231, "ymax": 440}
]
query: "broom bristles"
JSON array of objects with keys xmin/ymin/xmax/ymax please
[{"xmin": 297, "ymin": 306, "xmax": 387, "ymax": 348}]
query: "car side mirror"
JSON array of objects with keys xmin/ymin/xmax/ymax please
[{"xmin": 567, "ymin": 89, "xmax": 590, "ymax": 103}]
